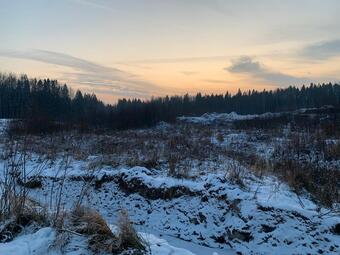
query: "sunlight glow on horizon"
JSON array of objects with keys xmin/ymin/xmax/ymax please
[{"xmin": 1, "ymin": 0, "xmax": 340, "ymax": 103}]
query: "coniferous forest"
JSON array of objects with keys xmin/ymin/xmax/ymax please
[{"xmin": 1, "ymin": 73, "xmax": 340, "ymax": 131}]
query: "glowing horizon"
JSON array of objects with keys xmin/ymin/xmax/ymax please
[{"xmin": 1, "ymin": 0, "xmax": 340, "ymax": 103}]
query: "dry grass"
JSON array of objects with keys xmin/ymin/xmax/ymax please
[
  {"xmin": 273, "ymin": 160, "xmax": 339, "ymax": 207},
  {"xmin": 117, "ymin": 210, "xmax": 147, "ymax": 253},
  {"xmin": 71, "ymin": 205, "xmax": 116, "ymax": 253},
  {"xmin": 325, "ymin": 142, "xmax": 340, "ymax": 160},
  {"xmin": 0, "ymin": 195, "xmax": 47, "ymax": 242},
  {"xmin": 271, "ymin": 129, "xmax": 340, "ymax": 207},
  {"xmin": 250, "ymin": 157, "xmax": 270, "ymax": 177},
  {"xmin": 70, "ymin": 206, "xmax": 147, "ymax": 254},
  {"xmin": 9, "ymin": 116, "xmax": 339, "ymax": 209},
  {"xmin": 168, "ymin": 155, "xmax": 177, "ymax": 177},
  {"xmin": 0, "ymin": 138, "xmax": 48, "ymax": 242},
  {"xmin": 226, "ymin": 161, "xmax": 246, "ymax": 188}
]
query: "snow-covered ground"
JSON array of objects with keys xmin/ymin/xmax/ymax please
[
  {"xmin": 0, "ymin": 228, "xmax": 58, "ymax": 255},
  {"xmin": 177, "ymin": 106, "xmax": 336, "ymax": 125},
  {"xmin": 178, "ymin": 112, "xmax": 280, "ymax": 125},
  {"xmin": 0, "ymin": 154, "xmax": 336, "ymax": 254},
  {"xmin": 0, "ymin": 114, "xmax": 339, "ymax": 255},
  {"xmin": 0, "ymin": 227, "xmax": 198, "ymax": 255}
]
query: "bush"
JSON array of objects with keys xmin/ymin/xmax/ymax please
[
  {"xmin": 325, "ymin": 142, "xmax": 340, "ymax": 160},
  {"xmin": 273, "ymin": 160, "xmax": 339, "ymax": 207},
  {"xmin": 71, "ymin": 205, "xmax": 117, "ymax": 253},
  {"xmin": 117, "ymin": 210, "xmax": 147, "ymax": 254},
  {"xmin": 0, "ymin": 196, "xmax": 47, "ymax": 242},
  {"xmin": 8, "ymin": 118, "xmax": 71, "ymax": 136},
  {"xmin": 70, "ymin": 206, "xmax": 147, "ymax": 254},
  {"xmin": 226, "ymin": 161, "xmax": 246, "ymax": 187}
]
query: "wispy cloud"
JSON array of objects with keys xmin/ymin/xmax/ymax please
[
  {"xmin": 120, "ymin": 55, "xmax": 231, "ymax": 64},
  {"xmin": 68, "ymin": 0, "xmax": 116, "ymax": 12},
  {"xmin": 0, "ymin": 49, "xmax": 126, "ymax": 76},
  {"xmin": 301, "ymin": 39, "xmax": 340, "ymax": 60},
  {"xmin": 119, "ymin": 51, "xmax": 283, "ymax": 65},
  {"xmin": 226, "ymin": 56, "xmax": 308, "ymax": 86},
  {"xmin": 0, "ymin": 49, "xmax": 163, "ymax": 99}
]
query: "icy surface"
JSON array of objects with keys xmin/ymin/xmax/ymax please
[{"xmin": 141, "ymin": 232, "xmax": 196, "ymax": 255}]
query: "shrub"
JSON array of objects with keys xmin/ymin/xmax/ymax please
[
  {"xmin": 70, "ymin": 206, "xmax": 147, "ymax": 254},
  {"xmin": 117, "ymin": 210, "xmax": 147, "ymax": 253},
  {"xmin": 8, "ymin": 118, "xmax": 71, "ymax": 136},
  {"xmin": 0, "ymin": 196, "xmax": 47, "ymax": 242},
  {"xmin": 273, "ymin": 160, "xmax": 339, "ymax": 207},
  {"xmin": 325, "ymin": 142, "xmax": 340, "ymax": 160},
  {"xmin": 71, "ymin": 205, "xmax": 117, "ymax": 253},
  {"xmin": 168, "ymin": 155, "xmax": 178, "ymax": 177},
  {"xmin": 226, "ymin": 161, "xmax": 246, "ymax": 187}
]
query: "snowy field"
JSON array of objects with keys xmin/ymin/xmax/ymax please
[{"xmin": 0, "ymin": 110, "xmax": 339, "ymax": 255}]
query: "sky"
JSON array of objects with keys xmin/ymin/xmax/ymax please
[{"xmin": 1, "ymin": 0, "xmax": 340, "ymax": 103}]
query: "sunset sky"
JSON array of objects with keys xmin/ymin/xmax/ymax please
[{"xmin": 1, "ymin": 0, "xmax": 340, "ymax": 103}]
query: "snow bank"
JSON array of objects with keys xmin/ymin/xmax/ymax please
[
  {"xmin": 0, "ymin": 226, "xmax": 199, "ymax": 255},
  {"xmin": 141, "ymin": 232, "xmax": 196, "ymax": 255},
  {"xmin": 178, "ymin": 112, "xmax": 280, "ymax": 124},
  {"xmin": 119, "ymin": 167, "xmax": 203, "ymax": 191},
  {"xmin": 0, "ymin": 228, "xmax": 56, "ymax": 255}
]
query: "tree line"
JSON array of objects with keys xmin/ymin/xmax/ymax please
[{"xmin": 0, "ymin": 73, "xmax": 340, "ymax": 131}]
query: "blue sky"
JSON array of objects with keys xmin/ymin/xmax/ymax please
[{"xmin": 1, "ymin": 0, "xmax": 340, "ymax": 102}]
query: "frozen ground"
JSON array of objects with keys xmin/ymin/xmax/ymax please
[
  {"xmin": 0, "ymin": 227, "xmax": 199, "ymax": 255},
  {"xmin": 0, "ymin": 114, "xmax": 339, "ymax": 255},
  {"xmin": 1, "ymin": 155, "xmax": 337, "ymax": 254}
]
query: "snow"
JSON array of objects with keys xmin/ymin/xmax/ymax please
[
  {"xmin": 178, "ymin": 107, "xmax": 335, "ymax": 125},
  {"xmin": 1, "ymin": 150, "xmax": 338, "ymax": 254},
  {"xmin": 0, "ymin": 145, "xmax": 340, "ymax": 255},
  {"xmin": 141, "ymin": 232, "xmax": 196, "ymax": 255},
  {"xmin": 22, "ymin": 159, "xmax": 339, "ymax": 254},
  {"xmin": 0, "ymin": 228, "xmax": 56, "ymax": 255},
  {"xmin": 178, "ymin": 112, "xmax": 280, "ymax": 124},
  {"xmin": 119, "ymin": 166, "xmax": 204, "ymax": 191},
  {"xmin": 0, "ymin": 114, "xmax": 339, "ymax": 254},
  {"xmin": 0, "ymin": 227, "xmax": 202, "ymax": 255}
]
